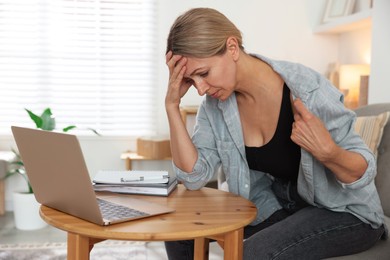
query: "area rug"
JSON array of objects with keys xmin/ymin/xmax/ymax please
[{"xmin": 0, "ymin": 240, "xmax": 146, "ymax": 260}]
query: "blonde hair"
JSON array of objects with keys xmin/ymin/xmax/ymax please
[{"xmin": 166, "ymin": 8, "xmax": 244, "ymax": 58}]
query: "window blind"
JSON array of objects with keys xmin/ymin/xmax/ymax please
[{"xmin": 0, "ymin": 0, "xmax": 157, "ymax": 136}]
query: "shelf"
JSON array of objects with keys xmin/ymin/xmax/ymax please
[{"xmin": 314, "ymin": 9, "xmax": 372, "ymax": 34}]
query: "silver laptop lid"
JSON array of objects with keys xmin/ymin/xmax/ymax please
[{"xmin": 11, "ymin": 126, "xmax": 104, "ymax": 225}]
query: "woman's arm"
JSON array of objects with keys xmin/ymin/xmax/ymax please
[
  {"xmin": 165, "ymin": 105, "xmax": 198, "ymax": 172},
  {"xmin": 165, "ymin": 51, "xmax": 198, "ymax": 172},
  {"xmin": 291, "ymin": 98, "xmax": 367, "ymax": 184}
]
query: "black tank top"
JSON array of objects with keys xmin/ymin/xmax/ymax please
[{"xmin": 245, "ymin": 84, "xmax": 301, "ymax": 181}]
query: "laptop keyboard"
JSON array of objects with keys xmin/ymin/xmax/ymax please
[{"xmin": 97, "ymin": 198, "xmax": 149, "ymax": 221}]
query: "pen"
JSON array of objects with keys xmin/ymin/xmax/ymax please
[{"xmin": 120, "ymin": 175, "xmax": 168, "ymax": 183}]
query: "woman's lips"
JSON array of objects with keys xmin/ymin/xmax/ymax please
[{"xmin": 210, "ymin": 90, "xmax": 220, "ymax": 98}]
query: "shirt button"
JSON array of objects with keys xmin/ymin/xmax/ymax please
[{"xmin": 245, "ymin": 184, "xmax": 249, "ymax": 188}]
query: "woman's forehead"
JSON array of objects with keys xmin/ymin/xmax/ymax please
[
  {"xmin": 184, "ymin": 54, "xmax": 228, "ymax": 78},
  {"xmin": 184, "ymin": 57, "xmax": 210, "ymax": 76},
  {"xmin": 186, "ymin": 55, "xmax": 220, "ymax": 68}
]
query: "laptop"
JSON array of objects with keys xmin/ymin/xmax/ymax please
[{"xmin": 11, "ymin": 126, "xmax": 174, "ymax": 226}]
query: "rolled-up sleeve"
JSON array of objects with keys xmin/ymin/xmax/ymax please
[
  {"xmin": 311, "ymin": 78, "xmax": 377, "ymax": 190},
  {"xmin": 172, "ymin": 100, "xmax": 221, "ymax": 190},
  {"xmin": 336, "ymin": 147, "xmax": 377, "ymax": 189}
]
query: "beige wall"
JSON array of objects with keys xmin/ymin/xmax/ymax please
[{"xmin": 370, "ymin": 0, "xmax": 390, "ymax": 103}]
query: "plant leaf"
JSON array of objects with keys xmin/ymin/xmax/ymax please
[
  {"xmin": 40, "ymin": 108, "xmax": 56, "ymax": 131},
  {"xmin": 4, "ymin": 170, "xmax": 17, "ymax": 179},
  {"xmin": 11, "ymin": 148, "xmax": 21, "ymax": 159},
  {"xmin": 63, "ymin": 125, "xmax": 76, "ymax": 132},
  {"xmin": 25, "ymin": 109, "xmax": 43, "ymax": 128},
  {"xmin": 9, "ymin": 161, "xmax": 24, "ymax": 166},
  {"xmin": 87, "ymin": 128, "xmax": 101, "ymax": 136},
  {"xmin": 5, "ymin": 168, "xmax": 25, "ymax": 178}
]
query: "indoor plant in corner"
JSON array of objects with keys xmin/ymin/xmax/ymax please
[{"xmin": 6, "ymin": 108, "xmax": 99, "ymax": 230}]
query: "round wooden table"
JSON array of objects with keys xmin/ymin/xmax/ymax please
[{"xmin": 40, "ymin": 185, "xmax": 257, "ymax": 260}]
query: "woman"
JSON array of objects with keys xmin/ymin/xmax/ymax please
[{"xmin": 164, "ymin": 7, "xmax": 386, "ymax": 260}]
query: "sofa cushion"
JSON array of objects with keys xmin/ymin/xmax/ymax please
[
  {"xmin": 354, "ymin": 104, "xmax": 390, "ymax": 217},
  {"xmin": 375, "ymin": 120, "xmax": 390, "ymax": 216},
  {"xmin": 354, "ymin": 112, "xmax": 390, "ymax": 157}
]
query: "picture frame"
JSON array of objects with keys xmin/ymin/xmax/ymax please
[{"xmin": 322, "ymin": 0, "xmax": 356, "ymax": 23}]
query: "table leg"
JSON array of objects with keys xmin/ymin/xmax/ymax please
[
  {"xmin": 194, "ymin": 237, "xmax": 210, "ymax": 260},
  {"xmin": 67, "ymin": 232, "xmax": 93, "ymax": 260},
  {"xmin": 223, "ymin": 228, "xmax": 244, "ymax": 260}
]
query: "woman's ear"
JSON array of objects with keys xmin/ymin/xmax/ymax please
[{"xmin": 226, "ymin": 37, "xmax": 240, "ymax": 61}]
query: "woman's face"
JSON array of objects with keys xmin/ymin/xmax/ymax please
[{"xmin": 183, "ymin": 51, "xmax": 237, "ymax": 101}]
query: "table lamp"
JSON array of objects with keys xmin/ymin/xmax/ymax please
[{"xmin": 339, "ymin": 64, "xmax": 370, "ymax": 109}]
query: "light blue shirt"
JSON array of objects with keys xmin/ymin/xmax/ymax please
[{"xmin": 173, "ymin": 54, "xmax": 385, "ymax": 228}]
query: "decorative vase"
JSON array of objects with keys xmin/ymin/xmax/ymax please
[{"xmin": 13, "ymin": 192, "xmax": 47, "ymax": 230}]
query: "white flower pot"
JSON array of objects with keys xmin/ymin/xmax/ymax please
[{"xmin": 13, "ymin": 192, "xmax": 47, "ymax": 230}]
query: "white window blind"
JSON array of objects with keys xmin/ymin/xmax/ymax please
[{"xmin": 0, "ymin": 0, "xmax": 157, "ymax": 136}]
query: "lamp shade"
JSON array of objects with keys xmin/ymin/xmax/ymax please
[{"xmin": 339, "ymin": 64, "xmax": 370, "ymax": 108}]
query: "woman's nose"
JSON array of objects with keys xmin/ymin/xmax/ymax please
[{"xmin": 194, "ymin": 79, "xmax": 209, "ymax": 96}]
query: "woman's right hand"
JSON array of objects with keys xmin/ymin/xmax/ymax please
[
  {"xmin": 165, "ymin": 51, "xmax": 193, "ymax": 108},
  {"xmin": 164, "ymin": 51, "xmax": 198, "ymax": 172}
]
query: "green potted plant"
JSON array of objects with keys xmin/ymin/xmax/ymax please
[{"xmin": 6, "ymin": 108, "xmax": 99, "ymax": 230}]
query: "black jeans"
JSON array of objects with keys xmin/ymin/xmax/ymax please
[
  {"xmin": 165, "ymin": 180, "xmax": 385, "ymax": 260},
  {"xmin": 164, "ymin": 209, "xmax": 290, "ymax": 259}
]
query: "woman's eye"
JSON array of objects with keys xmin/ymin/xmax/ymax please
[
  {"xmin": 200, "ymin": 72, "xmax": 209, "ymax": 78},
  {"xmin": 185, "ymin": 78, "xmax": 194, "ymax": 84}
]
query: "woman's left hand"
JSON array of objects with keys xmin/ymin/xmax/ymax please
[
  {"xmin": 291, "ymin": 98, "xmax": 337, "ymax": 162},
  {"xmin": 291, "ymin": 98, "xmax": 367, "ymax": 183}
]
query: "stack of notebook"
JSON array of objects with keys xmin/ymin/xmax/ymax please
[{"xmin": 93, "ymin": 170, "xmax": 178, "ymax": 196}]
